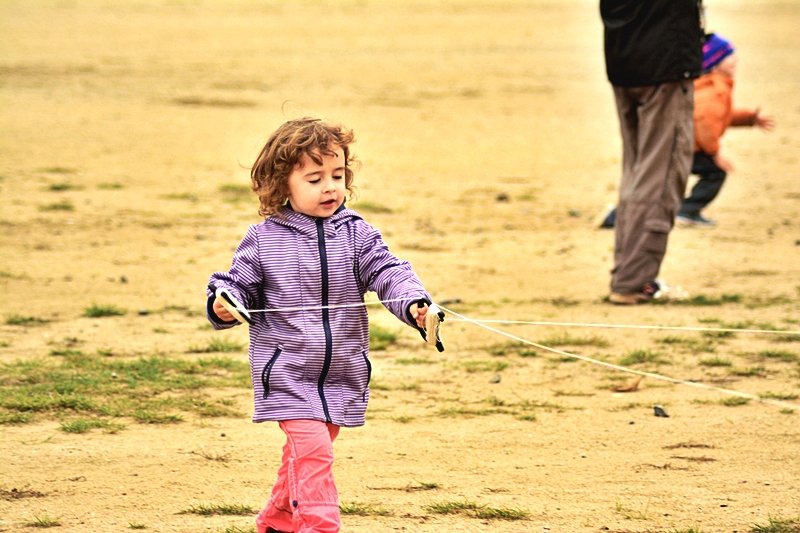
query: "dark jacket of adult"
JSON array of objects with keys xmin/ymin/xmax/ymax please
[{"xmin": 601, "ymin": 0, "xmax": 704, "ymax": 87}]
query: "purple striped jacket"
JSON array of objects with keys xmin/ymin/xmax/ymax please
[{"xmin": 206, "ymin": 206, "xmax": 430, "ymax": 427}]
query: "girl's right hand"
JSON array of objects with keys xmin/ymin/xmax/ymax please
[
  {"xmin": 753, "ymin": 108, "xmax": 775, "ymax": 131},
  {"xmin": 212, "ymin": 299, "xmax": 235, "ymax": 322}
]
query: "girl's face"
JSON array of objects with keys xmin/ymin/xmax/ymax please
[
  {"xmin": 717, "ymin": 54, "xmax": 738, "ymax": 78},
  {"xmin": 286, "ymin": 144, "xmax": 346, "ymax": 218}
]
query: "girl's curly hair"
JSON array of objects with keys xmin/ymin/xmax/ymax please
[{"xmin": 250, "ymin": 117, "xmax": 356, "ymax": 217}]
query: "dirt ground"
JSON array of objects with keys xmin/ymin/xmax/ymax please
[{"xmin": 1, "ymin": 1, "xmax": 799, "ymax": 532}]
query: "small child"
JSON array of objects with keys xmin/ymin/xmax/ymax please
[
  {"xmin": 205, "ymin": 117, "xmax": 438, "ymax": 533},
  {"xmin": 598, "ymin": 33, "xmax": 775, "ymax": 229},
  {"xmin": 677, "ymin": 32, "xmax": 775, "ymax": 226}
]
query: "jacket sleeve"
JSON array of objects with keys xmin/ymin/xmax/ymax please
[
  {"xmin": 206, "ymin": 225, "xmax": 263, "ymax": 329},
  {"xmin": 730, "ymin": 108, "xmax": 757, "ymax": 127},
  {"xmin": 354, "ymin": 222, "xmax": 430, "ymax": 330}
]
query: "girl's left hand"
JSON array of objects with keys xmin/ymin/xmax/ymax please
[
  {"xmin": 753, "ymin": 108, "xmax": 775, "ymax": 131},
  {"xmin": 409, "ymin": 302, "xmax": 429, "ymax": 329}
]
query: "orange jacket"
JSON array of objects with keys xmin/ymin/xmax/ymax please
[{"xmin": 693, "ymin": 71, "xmax": 759, "ymax": 155}]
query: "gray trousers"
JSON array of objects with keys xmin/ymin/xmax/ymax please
[{"xmin": 611, "ymin": 81, "xmax": 694, "ymax": 294}]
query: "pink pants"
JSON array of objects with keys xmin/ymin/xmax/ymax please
[{"xmin": 256, "ymin": 420, "xmax": 341, "ymax": 533}]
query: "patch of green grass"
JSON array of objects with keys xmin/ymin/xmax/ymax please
[
  {"xmin": 614, "ymin": 499, "xmax": 650, "ymax": 520},
  {"xmin": 699, "ymin": 357, "xmax": 732, "ymax": 367},
  {"xmin": 518, "ymin": 399, "xmax": 567, "ymax": 413},
  {"xmin": 131, "ymin": 410, "xmax": 183, "ymax": 425},
  {"xmin": 171, "ymin": 96, "xmax": 257, "ymax": 108},
  {"xmin": 701, "ymin": 330, "xmax": 736, "ymax": 339},
  {"xmin": 656, "ymin": 336, "xmax": 717, "ymax": 353},
  {"xmin": 5, "ymin": 314, "xmax": 49, "ymax": 326},
  {"xmin": 350, "ymin": 201, "xmax": 394, "ymax": 214},
  {"xmin": 60, "ymin": 417, "xmax": 125, "ymax": 434},
  {"xmin": 181, "ymin": 503, "xmax": 255, "ymax": 516},
  {"xmin": 424, "ymin": 500, "xmax": 528, "ymax": 521},
  {"xmin": 769, "ymin": 334, "xmax": 800, "ymax": 343},
  {"xmin": 27, "ymin": 514, "xmax": 61, "ymax": 528},
  {"xmin": 395, "ymin": 357, "xmax": 435, "ymax": 365},
  {"xmin": 39, "ymin": 200, "xmax": 74, "ymax": 211},
  {"xmin": 219, "ymin": 527, "xmax": 256, "ymax": 533},
  {"xmin": 38, "ymin": 166, "xmax": 76, "ymax": 174},
  {"xmin": 751, "ymin": 515, "xmax": 800, "ymax": 532},
  {"xmin": 219, "ymin": 183, "xmax": 252, "ymax": 203},
  {"xmin": 370, "ymin": 324, "xmax": 398, "ymax": 351},
  {"xmin": 746, "ymin": 295, "xmax": 793, "ymax": 308},
  {"xmin": 161, "ymin": 192, "xmax": 199, "ymax": 202},
  {"xmin": 46, "ymin": 182, "xmax": 83, "ymax": 192},
  {"xmin": 339, "ymin": 502, "xmax": 392, "ymax": 516},
  {"xmin": 619, "ymin": 349, "xmax": 669, "ymax": 366},
  {"xmin": 720, "ymin": 396, "xmax": 751, "ymax": 407},
  {"xmin": 553, "ymin": 390, "xmax": 595, "ymax": 397},
  {"xmin": 548, "ymin": 297, "xmax": 580, "ymax": 307},
  {"xmin": 84, "ymin": 303, "xmax": 126, "ymax": 318},
  {"xmin": 461, "ymin": 360, "xmax": 508, "ymax": 373},
  {"xmin": 191, "ymin": 450, "xmax": 232, "ymax": 463},
  {"xmin": 0, "ymin": 355, "xmax": 248, "ymax": 429},
  {"xmin": 473, "ymin": 506, "xmax": 530, "ymax": 520},
  {"xmin": 757, "ymin": 350, "xmax": 799, "ymax": 363},
  {"xmin": 128, "ymin": 523, "xmax": 147, "ymax": 530},
  {"xmin": 97, "ymin": 182, "xmax": 124, "ymax": 190},
  {"xmin": 50, "ymin": 348, "xmax": 84, "ymax": 357},
  {"xmin": 760, "ymin": 392, "xmax": 799, "ymax": 401},
  {"xmin": 487, "ymin": 342, "xmax": 538, "ymax": 357},
  {"xmin": 701, "ymin": 319, "xmax": 779, "ymax": 330},
  {"xmin": 188, "ymin": 338, "xmax": 245, "ymax": 353},
  {"xmin": 392, "ymin": 415, "xmax": 414, "ymax": 423},
  {"xmin": 672, "ymin": 294, "xmax": 742, "ymax": 306},
  {"xmin": 730, "ymin": 366, "xmax": 768, "ymax": 378},
  {"xmin": 437, "ymin": 406, "xmax": 509, "ymax": 418},
  {"xmin": 406, "ymin": 481, "xmax": 439, "ymax": 491},
  {"xmin": 0, "ymin": 411, "xmax": 32, "ymax": 425},
  {"xmin": 425, "ymin": 500, "xmax": 482, "ymax": 515}
]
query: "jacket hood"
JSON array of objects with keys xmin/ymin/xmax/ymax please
[{"xmin": 268, "ymin": 204, "xmax": 363, "ymax": 238}]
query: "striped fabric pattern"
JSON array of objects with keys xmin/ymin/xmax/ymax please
[{"xmin": 207, "ymin": 207, "xmax": 430, "ymax": 427}]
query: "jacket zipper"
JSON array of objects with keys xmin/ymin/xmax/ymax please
[
  {"xmin": 261, "ymin": 346, "xmax": 283, "ymax": 399},
  {"xmin": 316, "ymin": 219, "xmax": 333, "ymax": 423},
  {"xmin": 362, "ymin": 351, "xmax": 372, "ymax": 401}
]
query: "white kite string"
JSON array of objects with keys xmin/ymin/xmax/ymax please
[
  {"xmin": 241, "ymin": 297, "xmax": 800, "ymax": 337},
  {"xmin": 444, "ymin": 317, "xmax": 800, "ymax": 336},
  {"xmin": 232, "ymin": 297, "xmax": 799, "ymax": 409},
  {"xmin": 242, "ymin": 298, "xmax": 409, "ymax": 313},
  {"xmin": 437, "ymin": 304, "xmax": 800, "ymax": 411}
]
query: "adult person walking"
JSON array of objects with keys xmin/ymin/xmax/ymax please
[{"xmin": 601, "ymin": 0, "xmax": 705, "ymax": 304}]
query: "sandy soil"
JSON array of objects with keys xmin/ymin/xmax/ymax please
[{"xmin": 1, "ymin": 1, "xmax": 799, "ymax": 532}]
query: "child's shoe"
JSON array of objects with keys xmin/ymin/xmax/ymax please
[
  {"xmin": 596, "ymin": 204, "xmax": 617, "ymax": 229},
  {"xmin": 676, "ymin": 212, "xmax": 716, "ymax": 227}
]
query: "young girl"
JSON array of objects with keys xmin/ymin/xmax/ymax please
[
  {"xmin": 205, "ymin": 117, "xmax": 437, "ymax": 533},
  {"xmin": 676, "ymin": 33, "xmax": 775, "ymax": 226}
]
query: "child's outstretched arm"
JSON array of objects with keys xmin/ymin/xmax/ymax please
[
  {"xmin": 731, "ymin": 107, "xmax": 775, "ymax": 131},
  {"xmin": 353, "ymin": 222, "xmax": 442, "ymax": 348}
]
